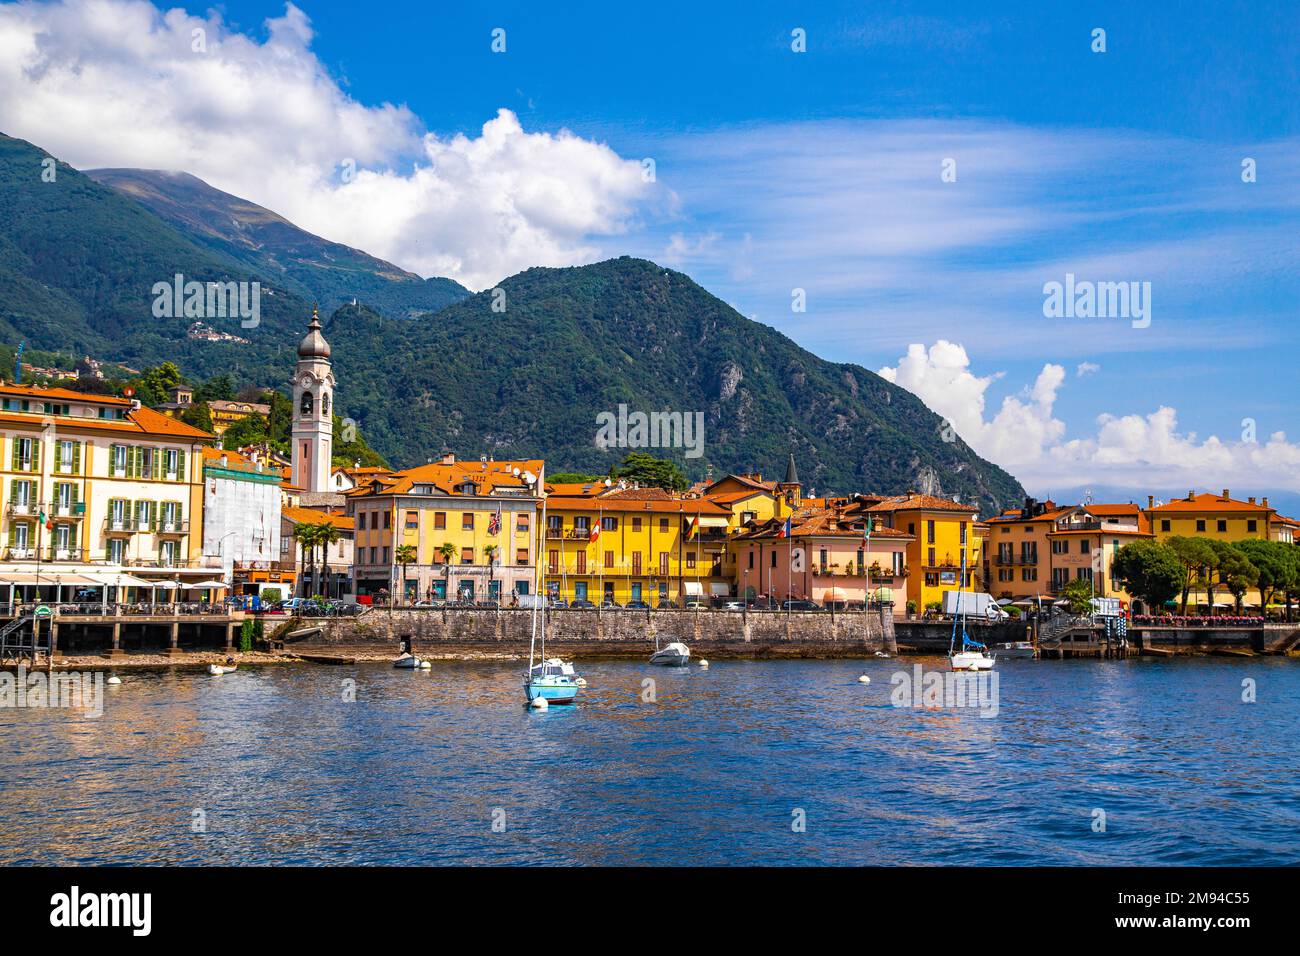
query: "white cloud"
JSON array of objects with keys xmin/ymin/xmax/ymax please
[
  {"xmin": 880, "ymin": 341, "xmax": 1300, "ymax": 496},
  {"xmin": 1076, "ymin": 362, "xmax": 1100, "ymax": 377},
  {"xmin": 0, "ymin": 0, "xmax": 659, "ymax": 289}
]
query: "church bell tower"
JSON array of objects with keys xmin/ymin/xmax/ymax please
[{"xmin": 291, "ymin": 308, "xmax": 334, "ymax": 493}]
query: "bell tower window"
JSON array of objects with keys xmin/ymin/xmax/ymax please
[{"xmin": 301, "ymin": 392, "xmax": 314, "ymax": 416}]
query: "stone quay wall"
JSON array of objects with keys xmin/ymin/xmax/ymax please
[{"xmin": 287, "ymin": 607, "xmax": 894, "ymax": 659}]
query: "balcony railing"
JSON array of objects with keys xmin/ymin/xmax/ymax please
[
  {"xmin": 6, "ymin": 503, "xmax": 37, "ymax": 518},
  {"xmin": 45, "ymin": 547, "xmax": 85, "ymax": 562},
  {"xmin": 103, "ymin": 518, "xmax": 137, "ymax": 534},
  {"xmin": 155, "ymin": 519, "xmax": 190, "ymax": 535}
]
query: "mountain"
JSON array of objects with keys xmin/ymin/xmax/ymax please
[
  {"xmin": 0, "ymin": 132, "xmax": 1025, "ymax": 512},
  {"xmin": 0, "ymin": 132, "xmax": 302, "ymax": 383},
  {"xmin": 85, "ymin": 168, "xmax": 469, "ymax": 320},
  {"xmin": 326, "ymin": 258, "xmax": 1025, "ymax": 513}
]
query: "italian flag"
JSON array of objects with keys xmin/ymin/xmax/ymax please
[{"xmin": 687, "ymin": 516, "xmax": 699, "ymax": 539}]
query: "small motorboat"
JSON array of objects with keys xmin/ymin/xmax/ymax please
[
  {"xmin": 524, "ymin": 658, "xmax": 579, "ymax": 704},
  {"xmin": 208, "ymin": 662, "xmax": 238, "ymax": 676},
  {"xmin": 393, "ymin": 654, "xmax": 422, "ymax": 670},
  {"xmin": 992, "ymin": 641, "xmax": 1036, "ymax": 660},
  {"xmin": 650, "ymin": 637, "xmax": 691, "ymax": 667}
]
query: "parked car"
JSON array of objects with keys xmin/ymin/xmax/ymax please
[
  {"xmin": 600, "ymin": 600, "xmax": 622, "ymax": 609},
  {"xmin": 656, "ymin": 600, "xmax": 680, "ymax": 610},
  {"xmin": 683, "ymin": 598, "xmax": 707, "ymax": 610},
  {"xmin": 722, "ymin": 600, "xmax": 746, "ymax": 611},
  {"xmin": 782, "ymin": 599, "xmax": 820, "ymax": 611},
  {"xmin": 570, "ymin": 599, "xmax": 596, "ymax": 609},
  {"xmin": 547, "ymin": 598, "xmax": 569, "ymax": 609},
  {"xmin": 625, "ymin": 600, "xmax": 650, "ymax": 610}
]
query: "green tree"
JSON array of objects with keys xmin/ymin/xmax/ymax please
[
  {"xmin": 312, "ymin": 521, "xmax": 342, "ymax": 599},
  {"xmin": 1165, "ymin": 535, "xmax": 1217, "ymax": 614},
  {"xmin": 1059, "ymin": 577, "xmax": 1095, "ymax": 615},
  {"xmin": 1236, "ymin": 540, "xmax": 1299, "ymax": 615},
  {"xmin": 179, "ymin": 400, "xmax": 213, "ymax": 433},
  {"xmin": 395, "ymin": 544, "xmax": 418, "ymax": 603},
  {"xmin": 194, "ymin": 373, "xmax": 235, "ymax": 403},
  {"xmin": 295, "ymin": 523, "xmax": 323, "ymax": 598},
  {"xmin": 1210, "ymin": 541, "xmax": 1259, "ymax": 614},
  {"xmin": 609, "ymin": 451, "xmax": 688, "ymax": 492},
  {"xmin": 132, "ymin": 361, "xmax": 183, "ymax": 407},
  {"xmin": 548, "ymin": 472, "xmax": 605, "ymax": 484},
  {"xmin": 221, "ymin": 412, "xmax": 270, "ymax": 450},
  {"xmin": 1111, "ymin": 540, "xmax": 1183, "ymax": 613}
]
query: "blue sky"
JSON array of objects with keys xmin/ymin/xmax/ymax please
[{"xmin": 2, "ymin": 0, "xmax": 1298, "ymax": 505}]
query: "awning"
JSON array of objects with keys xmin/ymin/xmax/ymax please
[
  {"xmin": 823, "ymin": 587, "xmax": 849, "ymax": 601},
  {"xmin": 709, "ymin": 582, "xmax": 730, "ymax": 596},
  {"xmin": 683, "ymin": 581, "xmax": 704, "ymax": 596},
  {"xmin": 147, "ymin": 581, "xmax": 180, "ymax": 590},
  {"xmin": 0, "ymin": 573, "xmax": 45, "ymax": 585},
  {"xmin": 186, "ymin": 580, "xmax": 229, "ymax": 589},
  {"xmin": 697, "ymin": 516, "xmax": 729, "ymax": 528}
]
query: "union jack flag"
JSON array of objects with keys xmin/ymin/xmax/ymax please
[{"xmin": 488, "ymin": 508, "xmax": 501, "ymax": 536}]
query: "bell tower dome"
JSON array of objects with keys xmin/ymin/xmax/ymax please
[{"xmin": 291, "ymin": 307, "xmax": 334, "ymax": 493}]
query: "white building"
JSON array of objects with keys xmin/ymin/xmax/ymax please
[{"xmin": 202, "ymin": 447, "xmax": 282, "ymax": 596}]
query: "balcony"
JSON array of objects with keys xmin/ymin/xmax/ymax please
[
  {"xmin": 4, "ymin": 548, "xmax": 36, "ymax": 560},
  {"xmin": 6, "ymin": 502, "xmax": 37, "ymax": 518},
  {"xmin": 45, "ymin": 547, "xmax": 86, "ymax": 562},
  {"xmin": 103, "ymin": 519, "xmax": 138, "ymax": 535},
  {"xmin": 155, "ymin": 519, "xmax": 190, "ymax": 535},
  {"xmin": 50, "ymin": 504, "xmax": 87, "ymax": 521}
]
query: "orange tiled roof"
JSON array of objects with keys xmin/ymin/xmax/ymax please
[
  {"xmin": 0, "ymin": 403, "xmax": 213, "ymax": 441},
  {"xmin": 283, "ymin": 505, "xmax": 355, "ymax": 530},
  {"xmin": 352, "ymin": 459, "xmax": 545, "ymax": 497},
  {"xmin": 1148, "ymin": 492, "xmax": 1274, "ymax": 514},
  {"xmin": 865, "ymin": 493, "xmax": 979, "ymax": 515},
  {"xmin": 0, "ymin": 382, "xmax": 130, "ymax": 404},
  {"xmin": 737, "ymin": 507, "xmax": 913, "ymax": 540}
]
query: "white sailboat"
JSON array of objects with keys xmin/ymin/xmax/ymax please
[
  {"xmin": 524, "ymin": 475, "xmax": 580, "ymax": 705},
  {"xmin": 949, "ymin": 537, "xmax": 995, "ymax": 672}
]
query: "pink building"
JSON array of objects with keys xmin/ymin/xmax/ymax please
[{"xmin": 731, "ymin": 503, "xmax": 913, "ymax": 607}]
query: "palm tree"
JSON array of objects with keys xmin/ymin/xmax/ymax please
[
  {"xmin": 484, "ymin": 543, "xmax": 499, "ymax": 601},
  {"xmin": 438, "ymin": 543, "xmax": 456, "ymax": 601},
  {"xmin": 314, "ymin": 522, "xmax": 342, "ymax": 599},
  {"xmin": 296, "ymin": 523, "xmax": 322, "ymax": 598},
  {"xmin": 395, "ymin": 544, "xmax": 418, "ymax": 604}
]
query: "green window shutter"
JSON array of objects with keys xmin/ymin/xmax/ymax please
[
  {"xmin": 9, "ymin": 439, "xmax": 16, "ymax": 471},
  {"xmin": 71, "ymin": 483, "xmax": 80, "ymax": 506},
  {"xmin": 177, "ymin": 449, "xmax": 187, "ymax": 481},
  {"xmin": 8, "ymin": 478, "xmax": 15, "ymax": 501},
  {"xmin": 31, "ymin": 439, "xmax": 39, "ymax": 472},
  {"xmin": 150, "ymin": 502, "xmax": 158, "ymax": 531},
  {"xmin": 133, "ymin": 446, "xmax": 142, "ymax": 478},
  {"xmin": 176, "ymin": 500, "xmax": 184, "ymax": 525},
  {"xmin": 7, "ymin": 524, "xmax": 14, "ymax": 548},
  {"xmin": 54, "ymin": 441, "xmax": 62, "ymax": 471},
  {"xmin": 72, "ymin": 441, "xmax": 81, "ymax": 475}
]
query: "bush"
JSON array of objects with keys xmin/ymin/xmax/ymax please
[
  {"xmin": 906, "ymin": 600, "xmax": 918, "ymax": 615},
  {"xmin": 262, "ymin": 588, "xmax": 282, "ymax": 604},
  {"xmin": 238, "ymin": 619, "xmax": 255, "ymax": 652},
  {"xmin": 1005, "ymin": 606, "xmax": 1022, "ymax": 618}
]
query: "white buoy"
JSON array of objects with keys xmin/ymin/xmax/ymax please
[
  {"xmin": 857, "ymin": 674, "xmax": 871, "ymax": 684},
  {"xmin": 208, "ymin": 664, "xmax": 226, "ymax": 676},
  {"xmin": 575, "ymin": 677, "xmax": 588, "ymax": 686},
  {"xmin": 530, "ymin": 696, "xmax": 549, "ymax": 710},
  {"xmin": 419, "ymin": 660, "xmax": 432, "ymax": 669},
  {"xmin": 106, "ymin": 675, "xmax": 122, "ymax": 685},
  {"xmin": 698, "ymin": 660, "xmax": 709, "ymax": 668}
]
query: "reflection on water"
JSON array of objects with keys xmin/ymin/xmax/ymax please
[{"xmin": 1, "ymin": 657, "xmax": 1297, "ymax": 865}]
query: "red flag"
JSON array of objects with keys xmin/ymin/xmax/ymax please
[{"xmin": 589, "ymin": 521, "xmax": 601, "ymax": 543}]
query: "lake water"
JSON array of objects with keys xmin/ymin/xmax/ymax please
[{"xmin": 2, "ymin": 657, "xmax": 1297, "ymax": 865}]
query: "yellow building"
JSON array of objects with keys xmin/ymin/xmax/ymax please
[
  {"xmin": 864, "ymin": 493, "xmax": 980, "ymax": 611},
  {"xmin": 345, "ymin": 455, "xmax": 543, "ymax": 604},
  {"xmin": 543, "ymin": 486, "xmax": 733, "ymax": 606},
  {"xmin": 0, "ymin": 383, "xmax": 213, "ymax": 598},
  {"xmin": 208, "ymin": 399, "xmax": 270, "ymax": 436}
]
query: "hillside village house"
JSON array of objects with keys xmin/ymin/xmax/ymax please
[
  {"xmin": 282, "ymin": 505, "xmax": 354, "ymax": 598},
  {"xmin": 200, "ymin": 446, "xmax": 284, "ymax": 598},
  {"xmin": 0, "ymin": 382, "xmax": 214, "ymax": 601},
  {"xmin": 542, "ymin": 483, "xmax": 733, "ymax": 605},
  {"xmin": 985, "ymin": 498, "xmax": 1153, "ymax": 605},
  {"xmin": 344, "ymin": 455, "xmax": 543, "ymax": 604},
  {"xmin": 730, "ymin": 499, "xmax": 912, "ymax": 606},
  {"xmin": 861, "ymin": 493, "xmax": 981, "ymax": 611}
]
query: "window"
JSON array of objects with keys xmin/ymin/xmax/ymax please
[
  {"xmin": 659, "ymin": 552, "xmax": 669, "ymax": 575},
  {"xmin": 925, "ymin": 572, "xmax": 938, "ymax": 587},
  {"xmin": 300, "ymin": 392, "xmax": 313, "ymax": 415},
  {"xmin": 1247, "ymin": 520, "xmax": 1257, "ymax": 533},
  {"xmin": 1196, "ymin": 519, "xmax": 1206, "ymax": 532},
  {"xmin": 1080, "ymin": 539, "xmax": 1090, "ymax": 554},
  {"xmin": 109, "ymin": 538, "xmax": 125, "ymax": 564},
  {"xmin": 576, "ymin": 552, "xmax": 587, "ymax": 574},
  {"xmin": 1216, "ymin": 520, "xmax": 1227, "ymax": 533},
  {"xmin": 383, "ymin": 511, "xmax": 391, "ymax": 529},
  {"xmin": 57, "ymin": 440, "xmax": 75, "ymax": 473},
  {"xmin": 747, "ymin": 551, "xmax": 754, "ymax": 569},
  {"xmin": 462, "ymin": 513, "xmax": 474, "ymax": 530},
  {"xmin": 461, "ymin": 547, "xmax": 474, "ymax": 564},
  {"xmin": 405, "ymin": 510, "xmax": 419, "ymax": 529},
  {"xmin": 434, "ymin": 512, "xmax": 446, "ymax": 530},
  {"xmin": 632, "ymin": 517, "xmax": 642, "ymax": 532},
  {"xmin": 659, "ymin": 518, "xmax": 669, "ymax": 533},
  {"xmin": 381, "ymin": 546, "xmax": 390, "ymax": 563},
  {"xmin": 907, "ymin": 522, "xmax": 915, "ymax": 535},
  {"xmin": 160, "ymin": 540, "xmax": 178, "ymax": 567},
  {"xmin": 959, "ymin": 522, "xmax": 967, "ymax": 545},
  {"xmin": 770, "ymin": 551, "xmax": 777, "ymax": 568},
  {"xmin": 164, "ymin": 448, "xmax": 179, "ymax": 480},
  {"xmin": 819, "ymin": 548, "xmax": 828, "ymax": 571},
  {"xmin": 12, "ymin": 437, "xmax": 34, "ymax": 472},
  {"xmin": 10, "ymin": 480, "xmax": 32, "ymax": 512},
  {"xmin": 927, "ymin": 520, "xmax": 935, "ymax": 544},
  {"xmin": 604, "ymin": 550, "xmax": 614, "ymax": 569},
  {"xmin": 516, "ymin": 547, "xmax": 529, "ymax": 566},
  {"xmin": 601, "ymin": 516, "xmax": 617, "ymax": 531},
  {"xmin": 927, "ymin": 548, "xmax": 935, "ymax": 567},
  {"xmin": 548, "ymin": 550, "xmax": 558, "ymax": 573},
  {"xmin": 547, "ymin": 515, "xmax": 562, "ymax": 534},
  {"xmin": 517, "ymin": 514, "xmax": 530, "ymax": 532},
  {"xmin": 1161, "ymin": 520, "xmax": 1170, "ymax": 531},
  {"xmin": 632, "ymin": 552, "xmax": 642, "ymax": 575},
  {"xmin": 686, "ymin": 553, "xmax": 696, "ymax": 569}
]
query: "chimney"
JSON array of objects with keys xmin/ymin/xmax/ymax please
[
  {"xmin": 1147, "ymin": 495, "xmax": 1154, "ymax": 508},
  {"xmin": 1187, "ymin": 490, "xmax": 1195, "ymax": 502},
  {"xmin": 1248, "ymin": 496, "xmax": 1256, "ymax": 504},
  {"xmin": 1222, "ymin": 488, "xmax": 1230, "ymax": 500},
  {"xmin": 219, "ymin": 455, "xmax": 228, "ymax": 467},
  {"xmin": 441, "ymin": 452, "xmax": 455, "ymax": 465},
  {"xmin": 1262, "ymin": 497, "xmax": 1269, "ymax": 508}
]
